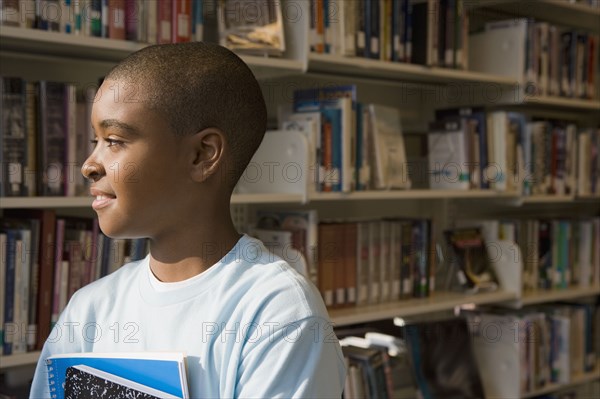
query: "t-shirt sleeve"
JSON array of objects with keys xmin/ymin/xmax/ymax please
[{"xmin": 235, "ymin": 316, "xmax": 347, "ymax": 398}]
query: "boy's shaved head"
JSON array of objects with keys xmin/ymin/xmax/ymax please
[{"xmin": 106, "ymin": 42, "xmax": 267, "ymax": 189}]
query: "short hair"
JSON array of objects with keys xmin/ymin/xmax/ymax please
[{"xmin": 105, "ymin": 42, "xmax": 267, "ymax": 190}]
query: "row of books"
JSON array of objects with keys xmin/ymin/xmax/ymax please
[
  {"xmin": 465, "ymin": 303, "xmax": 599, "ymax": 397},
  {"xmin": 281, "ymin": 84, "xmax": 413, "ymax": 193},
  {"xmin": 459, "ymin": 217, "xmax": 600, "ymax": 293},
  {"xmin": 309, "ymin": 0, "xmax": 469, "ymax": 69},
  {"xmin": 0, "ymin": 0, "xmax": 203, "ymax": 42},
  {"xmin": 0, "ymin": 77, "xmax": 95, "ymax": 198},
  {"xmin": 0, "ymin": 0, "xmax": 286, "ymax": 55},
  {"xmin": 470, "ymin": 18, "xmax": 599, "ymax": 99},
  {"xmin": 319, "ymin": 218, "xmax": 434, "ymax": 308},
  {"xmin": 0, "ymin": 210, "xmax": 148, "ymax": 355},
  {"xmin": 339, "ymin": 304, "xmax": 600, "ymax": 399},
  {"xmin": 429, "ymin": 108, "xmax": 600, "ymax": 196}
]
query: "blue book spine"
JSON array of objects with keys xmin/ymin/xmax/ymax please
[
  {"xmin": 472, "ymin": 112, "xmax": 489, "ymax": 189},
  {"xmin": 355, "ymin": 102, "xmax": 365, "ymax": 190},
  {"xmin": 192, "ymin": 0, "xmax": 204, "ymax": 37}
]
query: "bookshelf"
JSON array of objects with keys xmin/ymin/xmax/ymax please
[
  {"xmin": 520, "ymin": 367, "xmax": 600, "ymax": 399},
  {"xmin": 0, "ymin": 352, "xmax": 41, "ymax": 370},
  {"xmin": 472, "ymin": 0, "xmax": 600, "ymax": 34},
  {"xmin": 517, "ymin": 285, "xmax": 600, "ymax": 307},
  {"xmin": 307, "ymin": 53, "xmax": 519, "ymax": 86},
  {"xmin": 330, "ymin": 290, "xmax": 517, "ymax": 327},
  {"xmin": 1, "ymin": 1, "xmax": 600, "ymax": 397}
]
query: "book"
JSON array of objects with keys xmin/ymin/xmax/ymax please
[
  {"xmin": 0, "ymin": 77, "xmax": 27, "ymax": 197},
  {"xmin": 427, "ymin": 117, "xmax": 470, "ymax": 190},
  {"xmin": 444, "ymin": 227, "xmax": 498, "ymax": 293},
  {"xmin": 64, "ymin": 364, "xmax": 180, "ymax": 399},
  {"xmin": 367, "ymin": 104, "xmax": 411, "ymax": 190},
  {"xmin": 217, "ymin": 0, "xmax": 285, "ymax": 55},
  {"xmin": 293, "ymin": 85, "xmax": 357, "ymax": 193},
  {"xmin": 403, "ymin": 317, "xmax": 486, "ymax": 399},
  {"xmin": 46, "ymin": 352, "xmax": 189, "ymax": 399}
]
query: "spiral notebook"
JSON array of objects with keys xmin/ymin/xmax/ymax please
[
  {"xmin": 64, "ymin": 365, "xmax": 179, "ymax": 399},
  {"xmin": 45, "ymin": 352, "xmax": 189, "ymax": 399}
]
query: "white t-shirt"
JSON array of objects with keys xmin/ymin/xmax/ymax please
[{"xmin": 29, "ymin": 234, "xmax": 346, "ymax": 398}]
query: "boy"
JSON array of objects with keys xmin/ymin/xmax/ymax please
[{"xmin": 29, "ymin": 43, "xmax": 346, "ymax": 398}]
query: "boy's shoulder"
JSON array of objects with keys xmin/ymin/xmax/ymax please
[{"xmin": 217, "ymin": 235, "xmax": 328, "ymax": 322}]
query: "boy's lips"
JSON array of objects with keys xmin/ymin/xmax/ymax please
[{"xmin": 90, "ymin": 188, "xmax": 116, "ymax": 210}]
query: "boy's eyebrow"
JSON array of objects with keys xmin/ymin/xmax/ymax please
[{"xmin": 98, "ymin": 119, "xmax": 140, "ymax": 136}]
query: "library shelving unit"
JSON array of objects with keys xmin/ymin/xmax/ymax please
[{"xmin": 1, "ymin": 1, "xmax": 600, "ymax": 398}]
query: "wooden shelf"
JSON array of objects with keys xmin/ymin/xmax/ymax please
[
  {"xmin": 577, "ymin": 194, "xmax": 600, "ymax": 201},
  {"xmin": 0, "ymin": 194, "xmax": 306, "ymax": 209},
  {"xmin": 473, "ymin": 0, "xmax": 600, "ymax": 34},
  {"xmin": 0, "ymin": 197, "xmax": 93, "ymax": 209},
  {"xmin": 0, "ymin": 351, "xmax": 41, "ymax": 370},
  {"xmin": 521, "ymin": 367, "xmax": 600, "ymax": 399},
  {"xmin": 308, "ymin": 53, "xmax": 518, "ymax": 86},
  {"xmin": 0, "ymin": 26, "xmax": 304, "ymax": 80},
  {"xmin": 230, "ymin": 193, "xmax": 305, "ymax": 204},
  {"xmin": 516, "ymin": 285, "xmax": 600, "ymax": 307},
  {"xmin": 0, "ymin": 190, "xmax": 524, "ymax": 209},
  {"xmin": 309, "ymin": 189, "xmax": 519, "ymax": 201},
  {"xmin": 0, "ymin": 26, "xmax": 145, "ymax": 61},
  {"xmin": 521, "ymin": 195, "xmax": 576, "ymax": 204},
  {"xmin": 522, "ymin": 95, "xmax": 600, "ymax": 111},
  {"xmin": 329, "ymin": 290, "xmax": 517, "ymax": 327}
]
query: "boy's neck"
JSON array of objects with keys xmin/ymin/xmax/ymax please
[{"xmin": 147, "ymin": 214, "xmax": 241, "ymax": 283}]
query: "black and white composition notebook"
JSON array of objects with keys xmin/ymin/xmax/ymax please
[
  {"xmin": 45, "ymin": 352, "xmax": 189, "ymax": 399},
  {"xmin": 64, "ymin": 364, "xmax": 179, "ymax": 399}
]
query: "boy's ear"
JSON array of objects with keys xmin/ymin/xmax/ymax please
[{"xmin": 189, "ymin": 128, "xmax": 226, "ymax": 182}]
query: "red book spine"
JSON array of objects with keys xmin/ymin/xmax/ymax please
[
  {"xmin": 158, "ymin": 0, "xmax": 173, "ymax": 43},
  {"xmin": 108, "ymin": 0, "xmax": 126, "ymax": 40},
  {"xmin": 172, "ymin": 0, "xmax": 192, "ymax": 43}
]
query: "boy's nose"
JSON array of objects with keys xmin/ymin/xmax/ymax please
[{"xmin": 81, "ymin": 161, "xmax": 104, "ymax": 182}]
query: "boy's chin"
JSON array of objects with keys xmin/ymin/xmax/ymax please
[{"xmin": 97, "ymin": 221, "xmax": 147, "ymax": 241}]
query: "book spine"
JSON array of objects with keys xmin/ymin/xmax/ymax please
[
  {"xmin": 318, "ymin": 223, "xmax": 337, "ymax": 307},
  {"xmin": 28, "ymin": 224, "xmax": 40, "ymax": 351},
  {"xmin": 343, "ymin": 223, "xmax": 358, "ymax": 306},
  {"xmin": 369, "ymin": 0, "xmax": 379, "ymax": 59},
  {"xmin": 51, "ymin": 219, "xmax": 65, "ymax": 325},
  {"xmin": 192, "ymin": 0, "xmax": 203, "ymax": 42},
  {"xmin": 412, "ymin": 220, "xmax": 429, "ymax": 298},
  {"xmin": 368, "ymin": 221, "xmax": 381, "ymax": 304},
  {"xmin": 172, "ymin": 0, "xmax": 192, "ymax": 43},
  {"xmin": 158, "ymin": 0, "xmax": 173, "ymax": 44},
  {"xmin": 404, "ymin": 0, "xmax": 413, "ymax": 63},
  {"xmin": 356, "ymin": 222, "xmax": 370, "ymax": 306},
  {"xmin": 2, "ymin": 230, "xmax": 17, "ymax": 355},
  {"xmin": 37, "ymin": 210, "xmax": 56, "ymax": 349},
  {"xmin": 125, "ymin": 0, "xmax": 138, "ymax": 41},
  {"xmin": 1, "ymin": 77, "xmax": 27, "ymax": 197}
]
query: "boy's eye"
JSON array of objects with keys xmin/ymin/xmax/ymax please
[
  {"xmin": 89, "ymin": 138, "xmax": 124, "ymax": 148},
  {"xmin": 106, "ymin": 138, "xmax": 122, "ymax": 147}
]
